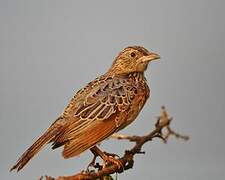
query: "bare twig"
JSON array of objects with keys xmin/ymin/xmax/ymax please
[{"xmin": 43, "ymin": 106, "xmax": 189, "ymax": 180}]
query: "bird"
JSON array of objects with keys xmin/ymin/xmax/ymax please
[{"xmin": 10, "ymin": 46, "xmax": 160, "ymax": 172}]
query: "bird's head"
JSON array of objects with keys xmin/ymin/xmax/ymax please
[{"xmin": 109, "ymin": 46, "xmax": 160, "ymax": 75}]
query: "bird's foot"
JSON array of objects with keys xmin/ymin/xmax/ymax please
[
  {"xmin": 102, "ymin": 152, "xmax": 124, "ymax": 172},
  {"xmin": 103, "ymin": 152, "xmax": 120, "ymax": 159},
  {"xmin": 90, "ymin": 146, "xmax": 124, "ymax": 172}
]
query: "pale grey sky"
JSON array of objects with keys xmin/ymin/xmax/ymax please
[{"xmin": 1, "ymin": 0, "xmax": 225, "ymax": 179}]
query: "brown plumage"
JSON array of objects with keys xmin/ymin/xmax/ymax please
[{"xmin": 10, "ymin": 46, "xmax": 160, "ymax": 172}]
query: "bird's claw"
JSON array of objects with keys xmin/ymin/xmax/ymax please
[
  {"xmin": 103, "ymin": 155, "xmax": 124, "ymax": 172},
  {"xmin": 103, "ymin": 152, "xmax": 120, "ymax": 159}
]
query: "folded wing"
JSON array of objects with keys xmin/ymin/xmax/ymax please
[{"xmin": 52, "ymin": 75, "xmax": 136, "ymax": 158}]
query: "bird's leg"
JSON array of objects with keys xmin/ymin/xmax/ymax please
[
  {"xmin": 90, "ymin": 146, "xmax": 124, "ymax": 171},
  {"xmin": 86, "ymin": 148, "xmax": 99, "ymax": 171}
]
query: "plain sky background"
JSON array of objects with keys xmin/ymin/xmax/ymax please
[{"xmin": 1, "ymin": 0, "xmax": 225, "ymax": 179}]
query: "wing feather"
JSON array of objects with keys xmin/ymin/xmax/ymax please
[
  {"xmin": 63, "ymin": 113, "xmax": 120, "ymax": 158},
  {"xmin": 52, "ymin": 75, "xmax": 137, "ymax": 156}
]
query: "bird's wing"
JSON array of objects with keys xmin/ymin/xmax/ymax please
[{"xmin": 53, "ymin": 75, "xmax": 137, "ymax": 158}]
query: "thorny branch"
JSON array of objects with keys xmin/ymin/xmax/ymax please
[{"xmin": 42, "ymin": 106, "xmax": 189, "ymax": 180}]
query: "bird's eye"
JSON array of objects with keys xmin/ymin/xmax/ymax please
[{"xmin": 130, "ymin": 52, "xmax": 136, "ymax": 58}]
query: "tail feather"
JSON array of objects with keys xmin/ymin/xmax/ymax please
[{"xmin": 10, "ymin": 126, "xmax": 60, "ymax": 172}]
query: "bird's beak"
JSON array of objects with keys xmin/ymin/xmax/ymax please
[{"xmin": 140, "ymin": 52, "xmax": 160, "ymax": 63}]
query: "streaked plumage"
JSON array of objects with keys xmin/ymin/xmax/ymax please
[{"xmin": 11, "ymin": 46, "xmax": 160, "ymax": 172}]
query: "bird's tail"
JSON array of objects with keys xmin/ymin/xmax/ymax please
[{"xmin": 10, "ymin": 124, "xmax": 60, "ymax": 172}]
